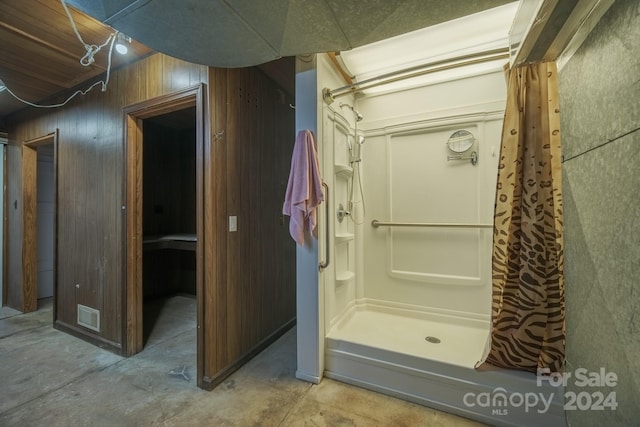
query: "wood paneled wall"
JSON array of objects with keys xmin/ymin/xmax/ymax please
[
  {"xmin": 205, "ymin": 67, "xmax": 296, "ymax": 386},
  {"xmin": 6, "ymin": 53, "xmax": 208, "ymax": 348},
  {"xmin": 5, "ymin": 52, "xmax": 296, "ymax": 387}
]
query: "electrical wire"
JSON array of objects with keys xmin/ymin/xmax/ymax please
[
  {"xmin": 60, "ymin": 0, "xmax": 113, "ymax": 66},
  {"xmin": 4, "ymin": 34, "xmax": 116, "ymax": 108},
  {"xmin": 561, "ymin": 125, "xmax": 640, "ymax": 163},
  {"xmin": 2, "ymin": 0, "xmax": 117, "ymax": 109}
]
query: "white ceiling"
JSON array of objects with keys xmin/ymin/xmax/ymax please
[{"xmin": 339, "ymin": 2, "xmax": 519, "ymax": 95}]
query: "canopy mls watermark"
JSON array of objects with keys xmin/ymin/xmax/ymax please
[{"xmin": 462, "ymin": 367, "xmax": 619, "ymax": 416}]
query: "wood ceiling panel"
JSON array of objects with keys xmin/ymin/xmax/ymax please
[
  {"xmin": 0, "ymin": 27, "xmax": 102, "ymax": 87},
  {"xmin": 0, "ymin": 67, "xmax": 62, "ymax": 102},
  {"xmin": 0, "ymin": 0, "xmax": 153, "ymax": 117}
]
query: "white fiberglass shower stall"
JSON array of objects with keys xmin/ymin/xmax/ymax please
[
  {"xmin": 323, "ymin": 76, "xmax": 500, "ymax": 363},
  {"xmin": 295, "ymin": 4, "xmax": 565, "ymax": 427}
]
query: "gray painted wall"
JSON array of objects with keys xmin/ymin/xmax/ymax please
[{"xmin": 559, "ymin": 1, "xmax": 639, "ymax": 425}]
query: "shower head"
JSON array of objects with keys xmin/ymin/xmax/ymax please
[{"xmin": 339, "ymin": 102, "xmax": 363, "ymax": 122}]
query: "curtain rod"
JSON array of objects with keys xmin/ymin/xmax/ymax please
[
  {"xmin": 371, "ymin": 220, "xmax": 493, "ymax": 229},
  {"xmin": 322, "ymin": 48, "xmax": 510, "ymax": 103}
]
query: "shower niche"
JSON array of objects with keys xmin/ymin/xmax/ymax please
[
  {"xmin": 334, "ymin": 126, "xmax": 355, "ymax": 282},
  {"xmin": 324, "ymin": 110, "xmax": 358, "ymax": 324}
]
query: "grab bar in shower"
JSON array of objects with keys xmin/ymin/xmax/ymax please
[
  {"xmin": 371, "ymin": 220, "xmax": 493, "ymax": 229},
  {"xmin": 319, "ymin": 182, "xmax": 330, "ymax": 271}
]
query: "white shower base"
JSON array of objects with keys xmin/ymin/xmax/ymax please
[
  {"xmin": 325, "ymin": 304, "xmax": 566, "ymax": 427},
  {"xmin": 327, "ymin": 306, "xmax": 489, "ymax": 367}
]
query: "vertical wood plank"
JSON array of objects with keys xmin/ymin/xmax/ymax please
[
  {"xmin": 101, "ymin": 71, "xmax": 122, "ymax": 343},
  {"xmin": 207, "ymin": 67, "xmax": 229, "ymax": 377},
  {"xmin": 21, "ymin": 145, "xmax": 37, "ymax": 313},
  {"xmin": 125, "ymin": 115, "xmax": 144, "ymax": 355}
]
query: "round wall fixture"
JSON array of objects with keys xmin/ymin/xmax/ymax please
[
  {"xmin": 446, "ymin": 130, "xmax": 475, "ymax": 153},
  {"xmin": 446, "ymin": 130, "xmax": 478, "ymax": 165}
]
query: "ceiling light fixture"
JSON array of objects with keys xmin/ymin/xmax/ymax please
[{"xmin": 115, "ymin": 32, "xmax": 131, "ymax": 55}]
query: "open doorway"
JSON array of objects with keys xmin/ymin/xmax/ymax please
[
  {"xmin": 141, "ymin": 107, "xmax": 197, "ymax": 345},
  {"xmin": 21, "ymin": 132, "xmax": 57, "ymax": 314},
  {"xmin": 36, "ymin": 144, "xmax": 55, "ymax": 302},
  {"xmin": 123, "ymin": 85, "xmax": 204, "ymax": 386}
]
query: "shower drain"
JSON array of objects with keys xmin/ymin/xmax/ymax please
[{"xmin": 425, "ymin": 336, "xmax": 441, "ymax": 344}]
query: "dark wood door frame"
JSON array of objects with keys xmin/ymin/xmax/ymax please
[
  {"xmin": 122, "ymin": 85, "xmax": 206, "ymax": 385},
  {"xmin": 21, "ymin": 131, "xmax": 58, "ymax": 314}
]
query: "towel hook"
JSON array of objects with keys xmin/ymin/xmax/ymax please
[{"xmin": 214, "ymin": 129, "xmax": 225, "ymax": 140}]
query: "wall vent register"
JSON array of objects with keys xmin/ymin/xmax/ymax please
[{"xmin": 77, "ymin": 304, "xmax": 100, "ymax": 332}]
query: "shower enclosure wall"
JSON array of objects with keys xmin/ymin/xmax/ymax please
[
  {"xmin": 325, "ymin": 75, "xmax": 502, "ymax": 333},
  {"xmin": 301, "ymin": 53, "xmax": 565, "ymax": 427}
]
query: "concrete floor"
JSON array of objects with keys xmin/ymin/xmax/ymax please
[{"xmin": 0, "ymin": 296, "xmax": 486, "ymax": 426}]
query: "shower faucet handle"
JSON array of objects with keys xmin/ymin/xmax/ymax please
[{"xmin": 337, "ymin": 204, "xmax": 351, "ymax": 223}]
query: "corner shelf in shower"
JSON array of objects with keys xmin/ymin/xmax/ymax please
[
  {"xmin": 334, "ymin": 164, "xmax": 353, "ymax": 179},
  {"xmin": 335, "ymin": 233, "xmax": 354, "ymax": 244},
  {"xmin": 335, "ymin": 271, "xmax": 355, "ymax": 287}
]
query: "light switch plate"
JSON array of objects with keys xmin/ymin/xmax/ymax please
[{"xmin": 229, "ymin": 215, "xmax": 237, "ymax": 232}]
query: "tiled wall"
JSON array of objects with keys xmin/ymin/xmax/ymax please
[{"xmin": 559, "ymin": 1, "xmax": 640, "ymax": 425}]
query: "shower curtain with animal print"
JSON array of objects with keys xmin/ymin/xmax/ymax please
[{"xmin": 479, "ymin": 61, "xmax": 565, "ymax": 373}]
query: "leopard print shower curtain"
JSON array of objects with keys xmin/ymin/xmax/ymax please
[{"xmin": 480, "ymin": 61, "xmax": 565, "ymax": 373}]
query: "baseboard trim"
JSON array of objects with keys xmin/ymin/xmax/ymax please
[
  {"xmin": 295, "ymin": 371, "xmax": 321, "ymax": 384},
  {"xmin": 54, "ymin": 320, "xmax": 123, "ymax": 354},
  {"xmin": 200, "ymin": 318, "xmax": 296, "ymax": 391}
]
